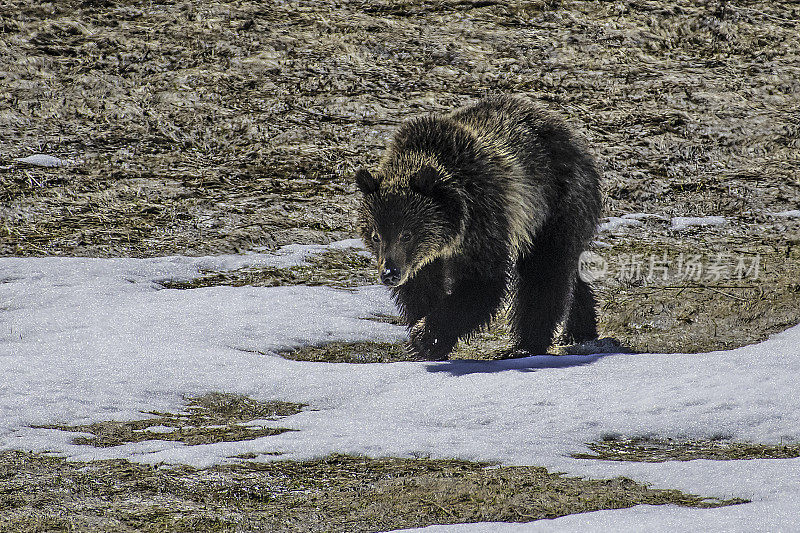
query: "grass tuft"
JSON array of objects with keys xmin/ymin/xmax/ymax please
[
  {"xmin": 574, "ymin": 437, "xmax": 800, "ymax": 463},
  {"xmin": 159, "ymin": 250, "xmax": 375, "ymax": 290},
  {"xmin": 33, "ymin": 393, "xmax": 305, "ymax": 448}
]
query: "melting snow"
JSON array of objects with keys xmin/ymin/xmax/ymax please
[
  {"xmin": 670, "ymin": 216, "xmax": 728, "ymax": 231},
  {"xmin": 1, "ymin": 240, "xmax": 798, "ymax": 532},
  {"xmin": 15, "ymin": 154, "xmax": 70, "ymax": 167}
]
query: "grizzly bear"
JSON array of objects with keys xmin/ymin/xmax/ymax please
[{"xmin": 355, "ymin": 96, "xmax": 601, "ymax": 360}]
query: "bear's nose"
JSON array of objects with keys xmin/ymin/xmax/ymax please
[{"xmin": 380, "ymin": 267, "xmax": 401, "ymax": 286}]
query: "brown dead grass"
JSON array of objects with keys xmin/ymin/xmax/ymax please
[
  {"xmin": 0, "ymin": 451, "xmax": 745, "ymax": 533},
  {"xmin": 574, "ymin": 436, "xmax": 800, "ymax": 462},
  {"xmin": 160, "ymin": 248, "xmax": 376, "ymax": 289},
  {"xmin": 595, "ymin": 221, "xmax": 800, "ymax": 353},
  {"xmin": 33, "ymin": 392, "xmax": 305, "ymax": 448},
  {"xmin": 1, "ymin": 0, "xmax": 798, "ymax": 257}
]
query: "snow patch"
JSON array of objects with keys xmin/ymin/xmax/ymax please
[
  {"xmin": 770, "ymin": 210, "xmax": 800, "ymax": 219},
  {"xmin": 1, "ymin": 240, "xmax": 800, "ymax": 530},
  {"xmin": 621, "ymin": 213, "xmax": 669, "ymax": 221},
  {"xmin": 143, "ymin": 425, "xmax": 178, "ymax": 434},
  {"xmin": 15, "ymin": 154, "xmax": 71, "ymax": 167},
  {"xmin": 598, "ymin": 217, "xmax": 643, "ymax": 233},
  {"xmin": 598, "ymin": 213, "xmax": 670, "ymax": 233},
  {"xmin": 670, "ymin": 216, "xmax": 727, "ymax": 231}
]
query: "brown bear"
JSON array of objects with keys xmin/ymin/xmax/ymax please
[{"xmin": 355, "ymin": 96, "xmax": 601, "ymax": 360}]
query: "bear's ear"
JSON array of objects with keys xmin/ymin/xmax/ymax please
[
  {"xmin": 409, "ymin": 165, "xmax": 440, "ymax": 196},
  {"xmin": 355, "ymin": 168, "xmax": 380, "ymax": 194},
  {"xmin": 411, "ymin": 166, "xmax": 465, "ymax": 221}
]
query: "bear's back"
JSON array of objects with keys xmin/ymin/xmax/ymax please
[{"xmin": 448, "ymin": 96, "xmax": 585, "ymax": 184}]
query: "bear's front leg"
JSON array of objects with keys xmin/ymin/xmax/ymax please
[
  {"xmin": 408, "ymin": 317, "xmax": 457, "ymax": 361},
  {"xmin": 408, "ymin": 275, "xmax": 508, "ymax": 360}
]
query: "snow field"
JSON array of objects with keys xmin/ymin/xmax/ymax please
[{"xmin": 1, "ymin": 240, "xmax": 799, "ymax": 532}]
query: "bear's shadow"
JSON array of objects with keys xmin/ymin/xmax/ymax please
[{"xmin": 424, "ymin": 352, "xmax": 612, "ymax": 376}]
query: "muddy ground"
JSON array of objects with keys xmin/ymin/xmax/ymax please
[{"xmin": 1, "ymin": 0, "xmax": 799, "ymax": 531}]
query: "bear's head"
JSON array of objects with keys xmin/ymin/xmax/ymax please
[{"xmin": 355, "ymin": 165, "xmax": 466, "ymax": 287}]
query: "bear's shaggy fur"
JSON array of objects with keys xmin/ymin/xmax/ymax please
[{"xmin": 356, "ymin": 96, "xmax": 601, "ymax": 360}]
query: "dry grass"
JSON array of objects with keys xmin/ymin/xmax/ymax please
[
  {"xmin": 595, "ymin": 227, "xmax": 800, "ymax": 353},
  {"xmin": 0, "ymin": 451, "xmax": 746, "ymax": 533},
  {"xmin": 33, "ymin": 392, "xmax": 305, "ymax": 448},
  {"xmin": 2, "ymin": 0, "xmax": 798, "ymax": 257},
  {"xmin": 282, "ymin": 340, "xmax": 415, "ymax": 363},
  {"xmin": 574, "ymin": 436, "xmax": 800, "ymax": 462},
  {"xmin": 160, "ymin": 248, "xmax": 376, "ymax": 289}
]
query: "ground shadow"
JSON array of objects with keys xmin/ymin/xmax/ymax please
[
  {"xmin": 425, "ymin": 336, "xmax": 634, "ymax": 376},
  {"xmin": 426, "ymin": 352, "xmax": 615, "ymax": 376}
]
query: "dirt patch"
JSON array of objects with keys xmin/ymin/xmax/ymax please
[
  {"xmin": 0, "ymin": 451, "xmax": 745, "ymax": 533},
  {"xmin": 160, "ymin": 249, "xmax": 376, "ymax": 290},
  {"xmin": 574, "ymin": 437, "xmax": 800, "ymax": 462},
  {"xmin": 282, "ymin": 341, "xmax": 414, "ymax": 363},
  {"xmin": 594, "ymin": 218, "xmax": 800, "ymax": 353},
  {"xmin": 2, "ymin": 0, "xmax": 798, "ymax": 258},
  {"xmin": 33, "ymin": 392, "xmax": 305, "ymax": 448}
]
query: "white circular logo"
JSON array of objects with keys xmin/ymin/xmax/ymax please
[{"xmin": 578, "ymin": 251, "xmax": 608, "ymax": 282}]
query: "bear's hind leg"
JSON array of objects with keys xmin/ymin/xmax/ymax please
[
  {"xmin": 562, "ymin": 277, "xmax": 598, "ymax": 344},
  {"xmin": 512, "ymin": 240, "xmax": 576, "ymax": 355}
]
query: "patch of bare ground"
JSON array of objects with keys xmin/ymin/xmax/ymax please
[
  {"xmin": 574, "ymin": 436, "xmax": 800, "ymax": 462},
  {"xmin": 159, "ymin": 248, "xmax": 376, "ymax": 289},
  {"xmin": 282, "ymin": 340, "xmax": 415, "ymax": 363},
  {"xmin": 2, "ymin": 0, "xmax": 798, "ymax": 257},
  {"xmin": 32, "ymin": 392, "xmax": 305, "ymax": 448},
  {"xmin": 0, "ymin": 451, "xmax": 745, "ymax": 533},
  {"xmin": 594, "ymin": 216, "xmax": 800, "ymax": 352}
]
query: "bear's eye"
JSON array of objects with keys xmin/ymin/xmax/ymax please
[
  {"xmin": 399, "ymin": 232, "xmax": 412, "ymax": 243},
  {"xmin": 371, "ymin": 233, "xmax": 381, "ymax": 243}
]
